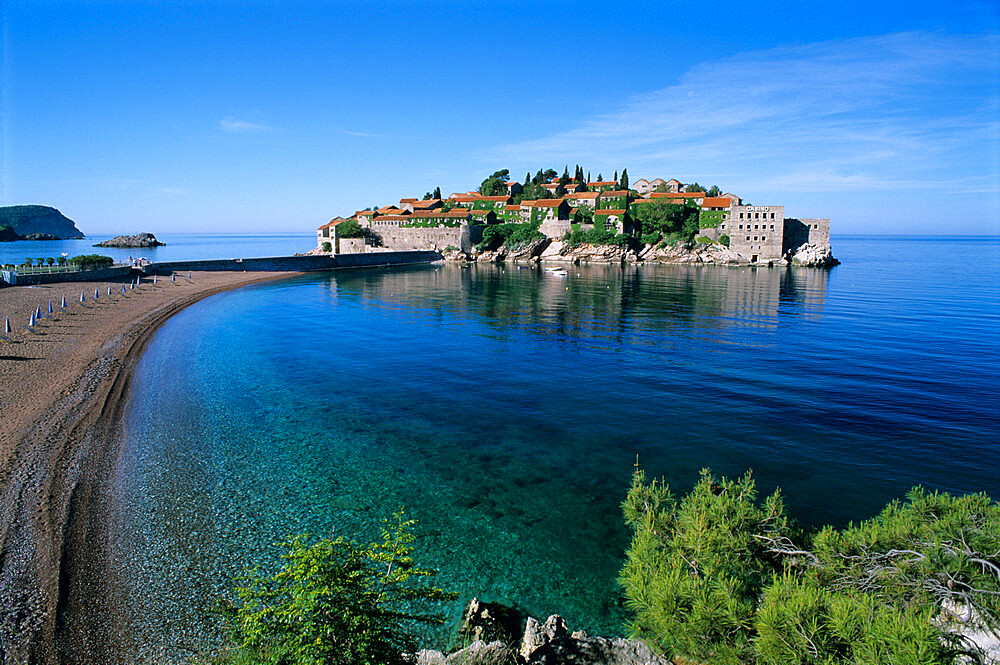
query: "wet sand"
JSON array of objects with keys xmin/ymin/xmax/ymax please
[{"xmin": 0, "ymin": 271, "xmax": 296, "ymax": 664}]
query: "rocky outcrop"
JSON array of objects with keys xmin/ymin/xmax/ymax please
[
  {"xmin": 93, "ymin": 232, "xmax": 164, "ymax": 248},
  {"xmin": 18, "ymin": 233, "xmax": 61, "ymax": 241},
  {"xmin": 0, "ymin": 205, "xmax": 85, "ymax": 239},
  {"xmin": 538, "ymin": 240, "xmax": 641, "ymax": 264},
  {"xmin": 472, "ymin": 238, "xmax": 551, "ymax": 263},
  {"xmin": 641, "ymin": 240, "xmax": 743, "ymax": 265},
  {"xmin": 450, "ymin": 238, "xmax": 838, "ymax": 268},
  {"xmin": 788, "ymin": 242, "xmax": 839, "ymax": 267},
  {"xmin": 412, "ymin": 608, "xmax": 670, "ymax": 665}
]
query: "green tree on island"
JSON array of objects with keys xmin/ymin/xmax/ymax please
[
  {"xmin": 479, "ymin": 170, "xmax": 510, "ymax": 197},
  {"xmin": 219, "ymin": 510, "xmax": 456, "ymax": 665},
  {"xmin": 619, "ymin": 168, "xmax": 629, "ymax": 191}
]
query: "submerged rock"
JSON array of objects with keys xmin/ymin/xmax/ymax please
[{"xmin": 93, "ymin": 232, "xmax": 165, "ymax": 248}]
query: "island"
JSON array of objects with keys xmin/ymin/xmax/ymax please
[
  {"xmin": 0, "ymin": 205, "xmax": 85, "ymax": 240},
  {"xmin": 315, "ymin": 168, "xmax": 837, "ymax": 267},
  {"xmin": 93, "ymin": 232, "xmax": 165, "ymax": 248}
]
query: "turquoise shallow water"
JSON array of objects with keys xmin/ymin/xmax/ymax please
[{"xmin": 110, "ymin": 236, "xmax": 1000, "ymax": 660}]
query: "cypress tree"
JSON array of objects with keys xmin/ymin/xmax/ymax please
[
  {"xmin": 433, "ymin": 186, "xmax": 441, "ymax": 199},
  {"xmin": 614, "ymin": 170, "xmax": 618, "ymax": 183},
  {"xmin": 524, "ymin": 172, "xmax": 531, "ymax": 188},
  {"xmin": 620, "ymin": 169, "xmax": 629, "ymax": 191}
]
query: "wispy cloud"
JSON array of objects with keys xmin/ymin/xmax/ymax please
[
  {"xmin": 488, "ymin": 32, "xmax": 1000, "ymax": 195},
  {"xmin": 342, "ymin": 129, "xmax": 387, "ymax": 138},
  {"xmin": 219, "ymin": 116, "xmax": 272, "ymax": 133}
]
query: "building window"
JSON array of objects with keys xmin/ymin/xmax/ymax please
[
  {"xmin": 746, "ymin": 236, "xmax": 751, "ymax": 241},
  {"xmin": 754, "ymin": 224, "xmax": 759, "ymax": 229},
  {"xmin": 740, "ymin": 212, "xmax": 744, "ymax": 219},
  {"xmin": 754, "ymin": 236, "xmax": 758, "ymax": 241},
  {"xmin": 762, "ymin": 236, "xmax": 766, "ymax": 241},
  {"xmin": 770, "ymin": 224, "xmax": 774, "ymax": 230}
]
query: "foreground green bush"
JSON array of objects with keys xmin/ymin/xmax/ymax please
[
  {"xmin": 620, "ymin": 468, "xmax": 999, "ymax": 664},
  {"xmin": 218, "ymin": 511, "xmax": 456, "ymax": 665}
]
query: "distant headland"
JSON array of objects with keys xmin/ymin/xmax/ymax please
[
  {"xmin": 315, "ymin": 168, "xmax": 838, "ymax": 267},
  {"xmin": 0, "ymin": 205, "xmax": 85, "ymax": 240}
]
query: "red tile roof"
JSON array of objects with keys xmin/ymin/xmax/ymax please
[
  {"xmin": 588, "ymin": 181, "xmax": 616, "ymax": 187},
  {"xmin": 595, "ymin": 209, "xmax": 627, "ymax": 215},
  {"xmin": 531, "ymin": 199, "xmax": 567, "ymax": 208},
  {"xmin": 601, "ymin": 190, "xmax": 631, "ymax": 197},
  {"xmin": 503, "ymin": 204, "xmax": 521, "ymax": 211},
  {"xmin": 565, "ymin": 191, "xmax": 599, "ymax": 199},
  {"xmin": 400, "ymin": 198, "xmax": 418, "ymax": 203},
  {"xmin": 701, "ymin": 197, "xmax": 733, "ymax": 208},
  {"xmin": 356, "ymin": 209, "xmax": 376, "ymax": 216},
  {"xmin": 410, "ymin": 198, "xmax": 443, "ymax": 209}
]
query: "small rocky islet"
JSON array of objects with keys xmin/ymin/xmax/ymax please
[{"xmin": 93, "ymin": 232, "xmax": 165, "ymax": 248}]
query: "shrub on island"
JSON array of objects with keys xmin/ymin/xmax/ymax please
[
  {"xmin": 478, "ymin": 222, "xmax": 545, "ymax": 251},
  {"xmin": 620, "ymin": 467, "xmax": 999, "ymax": 665}
]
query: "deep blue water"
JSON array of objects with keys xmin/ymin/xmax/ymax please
[
  {"xmin": 0, "ymin": 232, "xmax": 312, "ymax": 266},
  {"xmin": 110, "ymin": 236, "xmax": 1000, "ymax": 660}
]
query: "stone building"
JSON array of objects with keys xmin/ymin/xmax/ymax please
[
  {"xmin": 783, "ymin": 218, "xmax": 830, "ymax": 252},
  {"xmin": 564, "ymin": 191, "xmax": 600, "ymax": 208},
  {"xmin": 365, "ymin": 209, "xmax": 483, "ymax": 253},
  {"xmin": 722, "ymin": 205, "xmax": 785, "ymax": 262}
]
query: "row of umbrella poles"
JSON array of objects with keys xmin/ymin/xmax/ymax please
[{"xmin": 3, "ymin": 271, "xmax": 192, "ymax": 338}]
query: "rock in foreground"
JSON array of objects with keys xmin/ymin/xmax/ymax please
[
  {"xmin": 413, "ymin": 611, "xmax": 670, "ymax": 665},
  {"xmin": 93, "ymin": 232, "xmax": 165, "ymax": 248}
]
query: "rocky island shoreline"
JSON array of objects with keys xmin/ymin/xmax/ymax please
[
  {"xmin": 93, "ymin": 232, "xmax": 165, "ymax": 248},
  {"xmin": 446, "ymin": 237, "xmax": 838, "ymax": 267}
]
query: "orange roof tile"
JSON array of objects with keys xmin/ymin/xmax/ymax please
[
  {"xmin": 701, "ymin": 197, "xmax": 733, "ymax": 208},
  {"xmin": 588, "ymin": 181, "xmax": 616, "ymax": 187},
  {"xmin": 400, "ymin": 198, "xmax": 418, "ymax": 203},
  {"xmin": 530, "ymin": 199, "xmax": 567, "ymax": 207},
  {"xmin": 595, "ymin": 209, "xmax": 627, "ymax": 215},
  {"xmin": 565, "ymin": 191, "xmax": 599, "ymax": 199},
  {"xmin": 601, "ymin": 190, "xmax": 631, "ymax": 197},
  {"xmin": 503, "ymin": 204, "xmax": 521, "ymax": 211}
]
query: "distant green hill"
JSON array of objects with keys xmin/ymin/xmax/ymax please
[{"xmin": 0, "ymin": 205, "xmax": 85, "ymax": 239}]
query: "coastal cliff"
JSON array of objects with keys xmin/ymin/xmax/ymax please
[{"xmin": 0, "ymin": 205, "xmax": 85, "ymax": 239}]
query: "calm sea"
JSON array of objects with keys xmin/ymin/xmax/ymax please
[
  {"xmin": 0, "ymin": 233, "xmax": 313, "ymax": 266},
  {"xmin": 109, "ymin": 236, "xmax": 1000, "ymax": 660}
]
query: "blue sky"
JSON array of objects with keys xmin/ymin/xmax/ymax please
[{"xmin": 2, "ymin": 1, "xmax": 998, "ymax": 235}]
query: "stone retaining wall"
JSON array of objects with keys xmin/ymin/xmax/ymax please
[{"xmin": 144, "ymin": 251, "xmax": 441, "ymax": 274}]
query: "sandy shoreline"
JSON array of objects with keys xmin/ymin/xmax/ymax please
[{"xmin": 0, "ymin": 271, "xmax": 297, "ymax": 664}]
